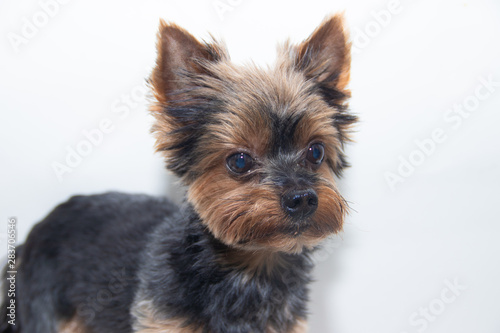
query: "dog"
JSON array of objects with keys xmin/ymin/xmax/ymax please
[{"xmin": 1, "ymin": 13, "xmax": 356, "ymax": 333}]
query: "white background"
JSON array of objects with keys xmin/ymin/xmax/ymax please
[{"xmin": 1, "ymin": 0, "xmax": 500, "ymax": 332}]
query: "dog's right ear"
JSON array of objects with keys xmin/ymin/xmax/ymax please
[
  {"xmin": 150, "ymin": 20, "xmax": 225, "ymax": 104},
  {"xmin": 150, "ymin": 21, "xmax": 228, "ymax": 181}
]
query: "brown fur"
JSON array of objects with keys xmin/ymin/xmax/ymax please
[
  {"xmin": 150, "ymin": 19, "xmax": 228, "ymax": 105},
  {"xmin": 265, "ymin": 319, "xmax": 308, "ymax": 333},
  {"xmin": 58, "ymin": 316, "xmax": 91, "ymax": 333},
  {"xmin": 295, "ymin": 14, "xmax": 351, "ymax": 95},
  {"xmin": 132, "ymin": 296, "xmax": 308, "ymax": 333},
  {"xmin": 187, "ymin": 162, "xmax": 346, "ymax": 253},
  {"xmin": 289, "ymin": 320, "xmax": 308, "ymax": 333},
  {"xmin": 132, "ymin": 298, "xmax": 202, "ymax": 333}
]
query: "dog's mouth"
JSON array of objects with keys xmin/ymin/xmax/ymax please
[
  {"xmin": 282, "ymin": 221, "xmax": 312, "ymax": 238},
  {"xmin": 231, "ymin": 217, "xmax": 335, "ymax": 253},
  {"xmin": 235, "ymin": 220, "xmax": 313, "ymax": 244}
]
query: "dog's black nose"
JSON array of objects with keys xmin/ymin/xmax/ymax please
[{"xmin": 282, "ymin": 189, "xmax": 318, "ymax": 219}]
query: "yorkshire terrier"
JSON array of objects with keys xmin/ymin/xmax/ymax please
[{"xmin": 1, "ymin": 14, "xmax": 356, "ymax": 333}]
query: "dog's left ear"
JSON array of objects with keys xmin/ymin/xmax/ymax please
[
  {"xmin": 294, "ymin": 14, "xmax": 356, "ymax": 175},
  {"xmin": 295, "ymin": 14, "xmax": 351, "ymax": 107}
]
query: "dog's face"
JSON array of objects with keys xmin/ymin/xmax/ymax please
[{"xmin": 150, "ymin": 15, "xmax": 356, "ymax": 253}]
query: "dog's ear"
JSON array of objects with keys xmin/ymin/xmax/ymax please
[
  {"xmin": 150, "ymin": 20, "xmax": 225, "ymax": 104},
  {"xmin": 150, "ymin": 21, "xmax": 228, "ymax": 181},
  {"xmin": 295, "ymin": 14, "xmax": 351, "ymax": 107},
  {"xmin": 294, "ymin": 14, "xmax": 355, "ymax": 175}
]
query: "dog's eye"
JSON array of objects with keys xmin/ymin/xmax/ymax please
[
  {"xmin": 227, "ymin": 153, "xmax": 254, "ymax": 174},
  {"xmin": 306, "ymin": 143, "xmax": 325, "ymax": 166}
]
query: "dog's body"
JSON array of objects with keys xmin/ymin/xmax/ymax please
[
  {"xmin": 1, "ymin": 14, "xmax": 355, "ymax": 333},
  {"xmin": 3, "ymin": 193, "xmax": 178, "ymax": 333},
  {"xmin": 2, "ymin": 193, "xmax": 309, "ymax": 333}
]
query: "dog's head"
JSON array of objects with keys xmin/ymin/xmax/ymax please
[{"xmin": 150, "ymin": 15, "xmax": 356, "ymax": 253}]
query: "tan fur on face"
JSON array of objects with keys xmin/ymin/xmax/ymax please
[{"xmin": 188, "ymin": 159, "xmax": 346, "ymax": 254}]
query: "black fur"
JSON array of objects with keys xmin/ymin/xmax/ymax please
[
  {"xmin": 137, "ymin": 206, "xmax": 312, "ymax": 333},
  {"xmin": 270, "ymin": 112, "xmax": 305, "ymax": 157},
  {"xmin": 1, "ymin": 193, "xmax": 178, "ymax": 333},
  {"xmin": 160, "ymin": 92, "xmax": 222, "ymax": 180}
]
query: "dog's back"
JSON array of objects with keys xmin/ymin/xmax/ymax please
[{"xmin": 0, "ymin": 192, "xmax": 179, "ymax": 333}]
